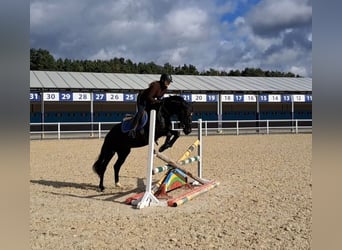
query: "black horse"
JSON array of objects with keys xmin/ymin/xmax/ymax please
[{"xmin": 92, "ymin": 95, "xmax": 193, "ymax": 191}]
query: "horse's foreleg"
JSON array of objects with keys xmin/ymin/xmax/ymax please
[
  {"xmin": 113, "ymin": 148, "xmax": 131, "ymax": 187},
  {"xmin": 167, "ymin": 130, "xmax": 180, "ymax": 147},
  {"xmin": 159, "ymin": 130, "xmax": 180, "ymax": 152}
]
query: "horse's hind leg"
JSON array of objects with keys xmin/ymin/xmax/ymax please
[
  {"xmin": 93, "ymin": 151, "xmax": 114, "ymax": 191},
  {"xmin": 113, "ymin": 148, "xmax": 131, "ymax": 187}
]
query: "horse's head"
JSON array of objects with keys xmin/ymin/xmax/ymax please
[{"xmin": 162, "ymin": 96, "xmax": 193, "ymax": 135}]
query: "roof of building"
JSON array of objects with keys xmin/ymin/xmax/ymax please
[{"xmin": 30, "ymin": 71, "xmax": 312, "ymax": 93}]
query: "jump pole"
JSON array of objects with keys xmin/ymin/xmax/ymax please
[
  {"xmin": 154, "ymin": 151, "xmax": 208, "ymax": 185},
  {"xmin": 135, "ymin": 110, "xmax": 166, "ymax": 209},
  {"xmin": 152, "ymin": 156, "xmax": 201, "ymax": 174},
  {"xmin": 167, "ymin": 180, "xmax": 219, "ymax": 207}
]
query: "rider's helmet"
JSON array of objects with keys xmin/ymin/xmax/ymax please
[{"xmin": 160, "ymin": 73, "xmax": 173, "ymax": 86}]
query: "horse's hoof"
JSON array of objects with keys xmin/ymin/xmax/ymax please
[
  {"xmin": 99, "ymin": 186, "xmax": 105, "ymax": 192},
  {"xmin": 159, "ymin": 144, "xmax": 168, "ymax": 152},
  {"xmin": 115, "ymin": 182, "xmax": 123, "ymax": 188}
]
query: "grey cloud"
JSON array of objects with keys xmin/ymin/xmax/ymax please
[
  {"xmin": 264, "ymin": 28, "xmax": 312, "ymax": 56},
  {"xmin": 282, "ymin": 28, "xmax": 312, "ymax": 51},
  {"xmin": 214, "ymin": 42, "xmax": 247, "ymax": 67},
  {"xmin": 246, "ymin": 0, "xmax": 312, "ymax": 37}
]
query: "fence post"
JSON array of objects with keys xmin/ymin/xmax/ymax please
[
  {"xmin": 236, "ymin": 120, "xmax": 239, "ymax": 136},
  {"xmin": 267, "ymin": 120, "xmax": 269, "ymax": 135},
  {"xmin": 57, "ymin": 123, "xmax": 60, "ymax": 140},
  {"xmin": 205, "ymin": 120, "xmax": 208, "ymax": 136},
  {"xmin": 41, "ymin": 122, "xmax": 45, "ymax": 139},
  {"xmin": 98, "ymin": 122, "xmax": 101, "ymax": 138}
]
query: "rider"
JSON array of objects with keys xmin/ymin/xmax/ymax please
[{"xmin": 128, "ymin": 73, "xmax": 172, "ymax": 138}]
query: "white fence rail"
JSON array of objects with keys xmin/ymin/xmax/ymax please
[{"xmin": 30, "ymin": 119, "xmax": 312, "ymax": 140}]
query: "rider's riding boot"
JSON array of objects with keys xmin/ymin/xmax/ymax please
[
  {"xmin": 129, "ymin": 110, "xmax": 144, "ymax": 138},
  {"xmin": 128, "ymin": 117, "xmax": 139, "ymax": 138},
  {"xmin": 128, "ymin": 128, "xmax": 137, "ymax": 138}
]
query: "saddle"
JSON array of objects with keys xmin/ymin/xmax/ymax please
[{"xmin": 121, "ymin": 111, "xmax": 148, "ymax": 133}]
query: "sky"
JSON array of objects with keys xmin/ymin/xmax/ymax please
[{"xmin": 30, "ymin": 0, "xmax": 312, "ymax": 77}]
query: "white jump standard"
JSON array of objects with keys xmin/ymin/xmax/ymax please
[{"xmin": 135, "ymin": 110, "xmax": 166, "ymax": 208}]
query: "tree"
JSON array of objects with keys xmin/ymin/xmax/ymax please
[
  {"xmin": 228, "ymin": 69, "xmax": 241, "ymax": 76},
  {"xmin": 30, "ymin": 48, "xmax": 56, "ymax": 70},
  {"xmin": 163, "ymin": 63, "xmax": 174, "ymax": 74},
  {"xmin": 30, "ymin": 48, "xmax": 300, "ymax": 77}
]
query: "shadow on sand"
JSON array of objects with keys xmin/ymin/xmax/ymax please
[{"xmin": 30, "ymin": 178, "xmax": 146, "ymax": 205}]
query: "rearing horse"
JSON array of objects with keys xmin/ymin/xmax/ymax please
[{"xmin": 92, "ymin": 95, "xmax": 193, "ymax": 191}]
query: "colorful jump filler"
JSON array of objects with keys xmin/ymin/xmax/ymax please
[{"xmin": 126, "ymin": 110, "xmax": 220, "ymax": 209}]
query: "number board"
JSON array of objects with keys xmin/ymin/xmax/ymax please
[
  {"xmin": 191, "ymin": 94, "xmax": 206, "ymax": 102},
  {"xmin": 282, "ymin": 94, "xmax": 292, "ymax": 103},
  {"xmin": 106, "ymin": 93, "xmax": 124, "ymax": 102},
  {"xmin": 234, "ymin": 94, "xmax": 244, "ymax": 102},
  {"xmin": 243, "ymin": 94, "xmax": 256, "ymax": 102},
  {"xmin": 43, "ymin": 92, "xmax": 59, "ymax": 101},
  {"xmin": 268, "ymin": 94, "xmax": 281, "ymax": 102},
  {"xmin": 123, "ymin": 93, "xmax": 136, "ymax": 102},
  {"xmin": 206, "ymin": 94, "xmax": 217, "ymax": 102},
  {"xmin": 221, "ymin": 94, "xmax": 234, "ymax": 102},
  {"xmin": 305, "ymin": 95, "xmax": 312, "ymax": 102},
  {"xmin": 181, "ymin": 94, "xmax": 191, "ymax": 102},
  {"xmin": 59, "ymin": 92, "xmax": 73, "ymax": 101},
  {"xmin": 93, "ymin": 93, "xmax": 106, "ymax": 101},
  {"xmin": 258, "ymin": 94, "xmax": 268, "ymax": 102},
  {"xmin": 30, "ymin": 92, "xmax": 41, "ymax": 102},
  {"xmin": 72, "ymin": 93, "xmax": 91, "ymax": 101},
  {"xmin": 292, "ymin": 94, "xmax": 305, "ymax": 102}
]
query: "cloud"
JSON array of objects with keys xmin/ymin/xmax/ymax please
[
  {"xmin": 30, "ymin": 0, "xmax": 312, "ymax": 76},
  {"xmin": 246, "ymin": 0, "xmax": 312, "ymax": 37},
  {"xmin": 164, "ymin": 7, "xmax": 209, "ymax": 41},
  {"xmin": 213, "ymin": 0, "xmax": 312, "ymax": 76}
]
